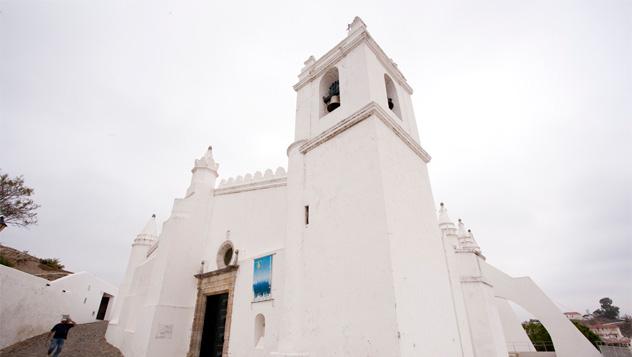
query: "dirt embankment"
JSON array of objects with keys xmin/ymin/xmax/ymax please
[{"xmin": 0, "ymin": 244, "xmax": 72, "ymax": 281}]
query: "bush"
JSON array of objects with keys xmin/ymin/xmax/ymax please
[
  {"xmin": 572, "ymin": 320, "xmax": 602, "ymax": 348},
  {"xmin": 523, "ymin": 320, "xmax": 553, "ymax": 351},
  {"xmin": 0, "ymin": 254, "xmax": 14, "ymax": 267},
  {"xmin": 523, "ymin": 319, "xmax": 603, "ymax": 351},
  {"xmin": 39, "ymin": 258, "xmax": 64, "ymax": 270}
]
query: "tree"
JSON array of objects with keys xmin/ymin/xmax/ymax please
[
  {"xmin": 523, "ymin": 320, "xmax": 554, "ymax": 351},
  {"xmin": 523, "ymin": 319, "xmax": 603, "ymax": 351},
  {"xmin": 593, "ymin": 297, "xmax": 620, "ymax": 320},
  {"xmin": 572, "ymin": 320, "xmax": 602, "ymax": 348},
  {"xmin": 0, "ymin": 172, "xmax": 40, "ymax": 228}
]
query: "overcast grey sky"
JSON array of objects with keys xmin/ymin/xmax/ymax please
[{"xmin": 1, "ymin": 0, "xmax": 630, "ymax": 318}]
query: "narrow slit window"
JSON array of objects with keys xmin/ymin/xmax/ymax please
[{"xmin": 304, "ymin": 205, "xmax": 309, "ymax": 225}]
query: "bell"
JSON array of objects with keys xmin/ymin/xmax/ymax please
[
  {"xmin": 388, "ymin": 97, "xmax": 394, "ymax": 110},
  {"xmin": 327, "ymin": 95, "xmax": 340, "ymax": 112}
]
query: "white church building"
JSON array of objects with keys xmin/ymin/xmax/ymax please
[{"xmin": 106, "ymin": 17, "xmax": 602, "ymax": 357}]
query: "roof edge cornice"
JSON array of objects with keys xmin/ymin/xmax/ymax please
[
  {"xmin": 299, "ymin": 101, "xmax": 431, "ymax": 163},
  {"xmin": 293, "ymin": 30, "xmax": 413, "ymax": 94}
]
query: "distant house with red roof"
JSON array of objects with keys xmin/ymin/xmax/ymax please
[
  {"xmin": 586, "ymin": 322, "xmax": 630, "ymax": 346},
  {"xmin": 564, "ymin": 312, "xmax": 583, "ymax": 320}
]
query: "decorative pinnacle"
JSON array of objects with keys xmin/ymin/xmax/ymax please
[
  {"xmin": 347, "ymin": 16, "xmax": 367, "ymax": 34},
  {"xmin": 457, "ymin": 218, "xmax": 467, "ymax": 237},
  {"xmin": 455, "ymin": 223, "xmax": 481, "ymax": 255},
  {"xmin": 438, "ymin": 202, "xmax": 455, "ymax": 228},
  {"xmin": 304, "ymin": 55, "xmax": 315, "ymax": 66},
  {"xmin": 193, "ymin": 145, "xmax": 219, "ymax": 173},
  {"xmin": 137, "ymin": 214, "xmax": 158, "ymax": 241},
  {"xmin": 300, "ymin": 55, "xmax": 316, "ymax": 74},
  {"xmin": 204, "ymin": 146, "xmax": 213, "ymax": 159}
]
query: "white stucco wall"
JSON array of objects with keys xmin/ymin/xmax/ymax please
[
  {"xmin": 204, "ymin": 185, "xmax": 287, "ymax": 273},
  {"xmin": 374, "ymin": 117, "xmax": 465, "ymax": 356},
  {"xmin": 0, "ymin": 265, "xmax": 117, "ymax": 348},
  {"xmin": 108, "ymin": 227, "xmax": 155, "ymax": 327},
  {"xmin": 455, "ymin": 252, "xmax": 509, "ymax": 357},
  {"xmin": 228, "ymin": 249, "xmax": 284, "ymax": 357},
  {"xmin": 204, "ymin": 184, "xmax": 287, "ymax": 356},
  {"xmin": 297, "ymin": 118, "xmax": 402, "ymax": 356},
  {"xmin": 140, "ymin": 192, "xmax": 213, "ymax": 357},
  {"xmin": 439, "ymin": 220, "xmax": 478, "ymax": 357},
  {"xmin": 107, "ymin": 172, "xmax": 289, "ymax": 357}
]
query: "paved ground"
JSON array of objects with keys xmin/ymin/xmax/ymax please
[{"xmin": 0, "ymin": 321, "xmax": 122, "ymax": 357}]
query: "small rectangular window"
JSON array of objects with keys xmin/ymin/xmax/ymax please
[{"xmin": 304, "ymin": 205, "xmax": 309, "ymax": 225}]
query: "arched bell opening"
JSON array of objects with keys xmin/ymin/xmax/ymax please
[
  {"xmin": 384, "ymin": 73, "xmax": 402, "ymax": 119},
  {"xmin": 320, "ymin": 67, "xmax": 340, "ymax": 117}
]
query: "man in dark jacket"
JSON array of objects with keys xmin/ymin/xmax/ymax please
[{"xmin": 47, "ymin": 316, "xmax": 75, "ymax": 356}]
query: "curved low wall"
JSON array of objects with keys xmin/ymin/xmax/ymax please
[{"xmin": 0, "ymin": 265, "xmax": 118, "ymax": 348}]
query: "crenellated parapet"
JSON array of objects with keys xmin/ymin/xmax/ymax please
[{"xmin": 215, "ymin": 167, "xmax": 287, "ymax": 195}]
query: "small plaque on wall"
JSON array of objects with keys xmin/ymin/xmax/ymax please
[{"xmin": 155, "ymin": 324, "xmax": 173, "ymax": 339}]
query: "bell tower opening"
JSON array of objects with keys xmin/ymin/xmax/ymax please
[
  {"xmin": 320, "ymin": 67, "xmax": 340, "ymax": 117},
  {"xmin": 384, "ymin": 74, "xmax": 401, "ymax": 119}
]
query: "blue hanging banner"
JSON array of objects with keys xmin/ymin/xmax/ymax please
[{"xmin": 253, "ymin": 255, "xmax": 272, "ymax": 300}]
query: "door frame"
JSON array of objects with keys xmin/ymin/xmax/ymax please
[
  {"xmin": 187, "ymin": 266, "xmax": 238, "ymax": 357},
  {"xmin": 95, "ymin": 293, "xmax": 112, "ymax": 320}
]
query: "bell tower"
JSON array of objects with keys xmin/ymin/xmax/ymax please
[
  {"xmin": 293, "ymin": 17, "xmax": 421, "ymax": 145},
  {"xmin": 276, "ymin": 17, "xmax": 470, "ymax": 357}
]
